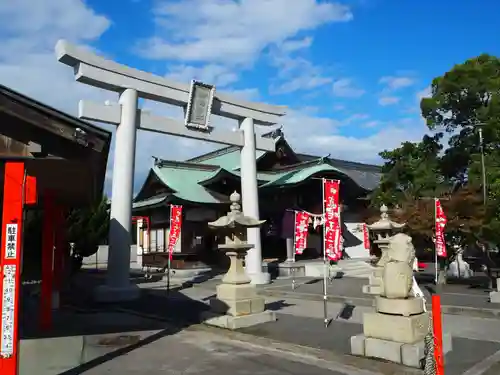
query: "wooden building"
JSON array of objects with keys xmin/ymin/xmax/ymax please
[{"xmin": 132, "ymin": 129, "xmax": 381, "ymax": 267}]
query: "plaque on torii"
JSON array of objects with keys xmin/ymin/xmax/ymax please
[{"xmin": 55, "ymin": 40, "xmax": 286, "ymax": 300}]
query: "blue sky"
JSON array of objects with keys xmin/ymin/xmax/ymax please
[{"xmin": 0, "ymin": 0, "xmax": 499, "ymax": 193}]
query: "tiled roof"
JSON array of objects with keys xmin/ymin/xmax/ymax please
[{"xmin": 134, "ymin": 144, "xmax": 382, "ymax": 209}]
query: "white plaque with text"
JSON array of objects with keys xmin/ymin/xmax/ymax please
[
  {"xmin": 1, "ymin": 265, "xmax": 16, "ymax": 357},
  {"xmin": 4, "ymin": 224, "xmax": 18, "ymax": 259}
]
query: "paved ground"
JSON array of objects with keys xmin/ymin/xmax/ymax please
[
  {"xmin": 188, "ymin": 274, "xmax": 500, "ymax": 317},
  {"xmin": 22, "ymin": 270, "xmax": 500, "ymax": 375},
  {"xmin": 75, "ymin": 329, "xmax": 403, "ymax": 375}
]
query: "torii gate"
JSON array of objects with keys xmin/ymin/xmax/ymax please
[{"xmin": 55, "ymin": 40, "xmax": 286, "ymax": 301}]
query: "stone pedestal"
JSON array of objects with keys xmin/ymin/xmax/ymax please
[
  {"xmin": 202, "ymin": 250, "xmax": 276, "ymax": 329},
  {"xmin": 362, "ymin": 267, "xmax": 383, "ymax": 295},
  {"xmin": 489, "ymin": 278, "xmax": 500, "ymax": 303},
  {"xmin": 350, "ymin": 297, "xmax": 452, "ymax": 368}
]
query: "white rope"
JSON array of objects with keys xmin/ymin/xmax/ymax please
[{"xmin": 423, "ymin": 315, "xmax": 436, "ymax": 374}]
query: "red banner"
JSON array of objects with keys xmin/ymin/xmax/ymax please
[
  {"xmin": 168, "ymin": 205, "xmax": 183, "ymax": 260},
  {"xmin": 294, "ymin": 211, "xmax": 310, "ymax": 255},
  {"xmin": 435, "ymin": 199, "xmax": 447, "ymax": 257},
  {"xmin": 323, "ymin": 179, "xmax": 341, "ymax": 261},
  {"xmin": 363, "ymin": 223, "xmax": 370, "ymax": 250}
]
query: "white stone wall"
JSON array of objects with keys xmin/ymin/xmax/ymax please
[{"xmin": 82, "ymin": 245, "xmax": 141, "ymax": 269}]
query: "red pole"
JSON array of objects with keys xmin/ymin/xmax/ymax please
[
  {"xmin": 53, "ymin": 205, "xmax": 66, "ymax": 303},
  {"xmin": 432, "ymin": 294, "xmax": 445, "ymax": 375},
  {"xmin": 0, "ymin": 162, "xmax": 25, "ymax": 375},
  {"xmin": 40, "ymin": 190, "xmax": 55, "ymax": 330}
]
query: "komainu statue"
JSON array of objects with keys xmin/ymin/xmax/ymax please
[{"xmin": 381, "ymin": 233, "xmax": 415, "ymax": 299}]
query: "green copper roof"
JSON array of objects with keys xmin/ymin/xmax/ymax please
[
  {"xmin": 132, "ymin": 195, "xmax": 168, "ymax": 209},
  {"xmin": 152, "ymin": 165, "xmax": 228, "ymax": 204},
  {"xmin": 259, "ymin": 163, "xmax": 345, "ymax": 188},
  {"xmin": 195, "ymin": 148, "xmax": 266, "ymax": 171}
]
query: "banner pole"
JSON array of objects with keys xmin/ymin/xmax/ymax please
[
  {"xmin": 292, "ymin": 211, "xmax": 296, "ymax": 291},
  {"xmin": 322, "ymin": 178, "xmax": 328, "ymax": 328},
  {"xmin": 167, "ymin": 205, "xmax": 172, "ymax": 297},
  {"xmin": 434, "ymin": 198, "xmax": 438, "ymax": 286}
]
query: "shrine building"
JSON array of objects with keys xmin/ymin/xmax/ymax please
[{"xmin": 131, "ymin": 128, "xmax": 382, "ymax": 270}]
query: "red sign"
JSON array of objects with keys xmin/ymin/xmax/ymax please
[
  {"xmin": 363, "ymin": 223, "xmax": 370, "ymax": 250},
  {"xmin": 323, "ymin": 179, "xmax": 341, "ymax": 261},
  {"xmin": 294, "ymin": 211, "xmax": 310, "ymax": 255},
  {"xmin": 435, "ymin": 199, "xmax": 447, "ymax": 257},
  {"xmin": 0, "ymin": 163, "xmax": 24, "ymax": 375},
  {"xmin": 168, "ymin": 205, "xmax": 183, "ymax": 260}
]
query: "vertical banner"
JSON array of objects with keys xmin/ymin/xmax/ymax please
[
  {"xmin": 168, "ymin": 205, "xmax": 183, "ymax": 260},
  {"xmin": 435, "ymin": 199, "xmax": 447, "ymax": 257},
  {"xmin": 294, "ymin": 211, "xmax": 310, "ymax": 255},
  {"xmin": 0, "ymin": 162, "xmax": 24, "ymax": 375},
  {"xmin": 362, "ymin": 223, "xmax": 370, "ymax": 250},
  {"xmin": 323, "ymin": 179, "xmax": 341, "ymax": 261}
]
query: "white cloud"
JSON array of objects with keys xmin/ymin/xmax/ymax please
[
  {"xmin": 301, "ymin": 118, "xmax": 428, "ymax": 162},
  {"xmin": 332, "ymin": 78, "xmax": 365, "ymax": 98},
  {"xmin": 344, "ymin": 113, "xmax": 369, "ymax": 123},
  {"xmin": 279, "ymin": 37, "xmax": 314, "ymax": 53},
  {"xmin": 0, "ymin": 0, "xmax": 433, "ymax": 195},
  {"xmin": 378, "ymin": 96, "xmax": 400, "ymax": 106},
  {"xmin": 269, "ymin": 52, "xmax": 333, "ymax": 94},
  {"xmin": 379, "ymin": 76, "xmax": 415, "ymax": 91},
  {"xmin": 138, "ymin": 0, "xmax": 353, "ymax": 66},
  {"xmin": 416, "ymin": 86, "xmax": 431, "ymax": 101},
  {"xmin": 363, "ymin": 120, "xmax": 382, "ymax": 128},
  {"xmin": 0, "ymin": 0, "xmax": 218, "ymax": 195},
  {"xmin": 0, "ymin": 0, "xmax": 111, "ymax": 111},
  {"xmin": 165, "ymin": 64, "xmax": 239, "ymax": 87}
]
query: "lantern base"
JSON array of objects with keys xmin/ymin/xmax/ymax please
[
  {"xmin": 202, "ymin": 310, "xmax": 276, "ymax": 330},
  {"xmin": 350, "ymin": 333, "xmax": 452, "ymax": 368}
]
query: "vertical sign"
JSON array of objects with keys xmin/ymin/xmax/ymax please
[
  {"xmin": 0, "ymin": 162, "xmax": 24, "ymax": 375},
  {"xmin": 323, "ymin": 179, "xmax": 341, "ymax": 261},
  {"xmin": 294, "ymin": 211, "xmax": 310, "ymax": 255},
  {"xmin": 435, "ymin": 199, "xmax": 447, "ymax": 257},
  {"xmin": 168, "ymin": 205, "xmax": 183, "ymax": 260}
]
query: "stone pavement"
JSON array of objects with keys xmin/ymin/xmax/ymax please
[
  {"xmin": 76, "ymin": 328, "xmax": 418, "ymax": 375},
  {"xmin": 21, "ymin": 307, "xmax": 421, "ymax": 375},
  {"xmin": 39, "ymin": 270, "xmax": 500, "ymax": 375},
  {"xmin": 190, "ymin": 274, "xmax": 500, "ymax": 318}
]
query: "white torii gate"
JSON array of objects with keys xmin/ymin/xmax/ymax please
[{"xmin": 55, "ymin": 40, "xmax": 286, "ymax": 301}]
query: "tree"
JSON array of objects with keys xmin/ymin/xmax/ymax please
[
  {"xmin": 421, "ymin": 53, "xmax": 500, "ymax": 244},
  {"xmin": 66, "ymin": 195, "xmax": 109, "ymax": 258},
  {"xmin": 370, "ymin": 133, "xmax": 445, "ymax": 208}
]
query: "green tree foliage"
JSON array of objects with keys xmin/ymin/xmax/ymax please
[
  {"xmin": 421, "ymin": 53, "xmax": 500, "ymax": 243},
  {"xmin": 369, "ymin": 53, "xmax": 500, "ymax": 247},
  {"xmin": 66, "ymin": 196, "xmax": 109, "ymax": 257}
]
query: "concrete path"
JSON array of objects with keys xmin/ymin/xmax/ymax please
[
  {"xmin": 77, "ymin": 328, "xmax": 415, "ymax": 375},
  {"xmin": 44, "ymin": 269, "xmax": 500, "ymax": 375},
  {"xmin": 190, "ymin": 275, "xmax": 500, "ymax": 319}
]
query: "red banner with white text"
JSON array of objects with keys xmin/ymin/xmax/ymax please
[
  {"xmin": 363, "ymin": 223, "xmax": 370, "ymax": 250},
  {"xmin": 168, "ymin": 205, "xmax": 183, "ymax": 260},
  {"xmin": 435, "ymin": 199, "xmax": 447, "ymax": 257},
  {"xmin": 323, "ymin": 179, "xmax": 341, "ymax": 261},
  {"xmin": 294, "ymin": 211, "xmax": 310, "ymax": 255}
]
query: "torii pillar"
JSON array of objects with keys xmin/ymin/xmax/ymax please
[{"xmin": 55, "ymin": 40, "xmax": 286, "ymax": 300}]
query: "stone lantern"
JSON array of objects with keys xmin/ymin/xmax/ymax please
[
  {"xmin": 201, "ymin": 191, "xmax": 276, "ymax": 329},
  {"xmin": 362, "ymin": 204, "xmax": 406, "ymax": 295}
]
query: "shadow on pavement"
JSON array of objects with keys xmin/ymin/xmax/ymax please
[{"xmin": 19, "ymin": 269, "xmax": 217, "ymax": 375}]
